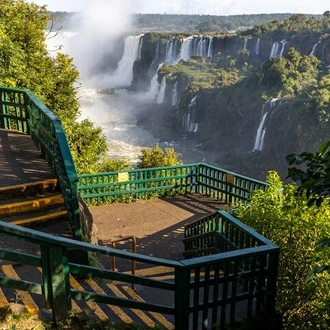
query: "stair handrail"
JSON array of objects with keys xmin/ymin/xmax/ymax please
[{"xmin": 0, "ymin": 86, "xmax": 81, "ymax": 239}]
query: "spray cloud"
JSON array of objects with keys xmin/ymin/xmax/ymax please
[{"xmin": 50, "ymin": 0, "xmax": 133, "ymax": 88}]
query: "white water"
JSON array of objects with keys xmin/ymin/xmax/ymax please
[
  {"xmin": 253, "ymin": 112, "xmax": 268, "ymax": 151},
  {"xmin": 207, "ymin": 37, "xmax": 213, "ymax": 58},
  {"xmin": 111, "ymin": 35, "xmax": 143, "ymax": 87},
  {"xmin": 183, "ymin": 95, "xmax": 198, "ymax": 132},
  {"xmin": 269, "ymin": 40, "xmax": 287, "ymax": 59},
  {"xmin": 51, "ymin": 31, "xmax": 218, "ymax": 166},
  {"xmin": 255, "ymin": 38, "xmax": 260, "ymax": 55},
  {"xmin": 310, "ymin": 40, "xmax": 321, "ymax": 56},
  {"xmin": 253, "ymin": 99, "xmax": 280, "ymax": 151},
  {"xmin": 156, "ymin": 76, "xmax": 167, "ymax": 104},
  {"xmin": 171, "ymin": 80, "xmax": 178, "ymax": 107},
  {"xmin": 243, "ymin": 38, "xmax": 248, "ymax": 50},
  {"xmin": 78, "ymin": 89, "xmax": 158, "ymax": 163}
]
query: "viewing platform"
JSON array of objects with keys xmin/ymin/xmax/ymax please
[{"xmin": 0, "ymin": 86, "xmax": 279, "ymax": 329}]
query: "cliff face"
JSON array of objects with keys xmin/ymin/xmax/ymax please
[{"xmin": 129, "ymin": 32, "xmax": 330, "ymax": 180}]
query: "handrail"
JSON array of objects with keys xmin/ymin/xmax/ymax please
[
  {"xmin": 78, "ymin": 163, "xmax": 267, "ymax": 205},
  {"xmin": 0, "ymin": 212, "xmax": 279, "ymax": 328},
  {"xmin": 111, "ymin": 235, "xmax": 137, "ymax": 290},
  {"xmin": 0, "ymin": 86, "xmax": 81, "ymax": 239}
]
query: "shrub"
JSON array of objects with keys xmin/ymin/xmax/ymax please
[{"xmin": 234, "ymin": 170, "xmax": 330, "ymax": 329}]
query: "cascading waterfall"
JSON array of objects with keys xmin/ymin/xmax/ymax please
[
  {"xmin": 195, "ymin": 37, "xmax": 208, "ymax": 57},
  {"xmin": 112, "ymin": 35, "xmax": 143, "ymax": 87},
  {"xmin": 180, "ymin": 36, "xmax": 193, "ymax": 61},
  {"xmin": 207, "ymin": 37, "xmax": 213, "ymax": 58},
  {"xmin": 253, "ymin": 99, "xmax": 280, "ymax": 151},
  {"xmin": 171, "ymin": 79, "xmax": 178, "ymax": 107},
  {"xmin": 269, "ymin": 39, "xmax": 287, "ymax": 59},
  {"xmin": 156, "ymin": 76, "xmax": 167, "ymax": 104},
  {"xmin": 183, "ymin": 95, "xmax": 198, "ymax": 132},
  {"xmin": 269, "ymin": 42, "xmax": 279, "ymax": 58},
  {"xmin": 310, "ymin": 40, "xmax": 321, "ymax": 56},
  {"xmin": 165, "ymin": 40, "xmax": 179, "ymax": 63},
  {"xmin": 243, "ymin": 38, "xmax": 248, "ymax": 50},
  {"xmin": 255, "ymin": 38, "xmax": 260, "ymax": 55},
  {"xmin": 279, "ymin": 40, "xmax": 287, "ymax": 56},
  {"xmin": 253, "ymin": 111, "xmax": 268, "ymax": 151},
  {"xmin": 146, "ymin": 63, "xmax": 164, "ymax": 101}
]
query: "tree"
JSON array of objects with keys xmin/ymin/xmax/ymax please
[
  {"xmin": 0, "ymin": 0, "xmax": 108, "ymax": 173},
  {"xmin": 137, "ymin": 144, "xmax": 182, "ymax": 168},
  {"xmin": 286, "ymin": 140, "xmax": 330, "ymax": 206}
]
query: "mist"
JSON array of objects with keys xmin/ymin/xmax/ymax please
[{"xmin": 49, "ymin": 1, "xmax": 134, "ymax": 88}]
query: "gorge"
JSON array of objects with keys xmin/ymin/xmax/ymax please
[{"xmin": 55, "ymin": 13, "xmax": 330, "ymax": 181}]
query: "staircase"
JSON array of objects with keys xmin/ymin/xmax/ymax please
[
  {"xmin": 0, "ymin": 179, "xmax": 67, "ymax": 227},
  {"xmin": 0, "ymin": 263, "xmax": 175, "ymax": 329}
]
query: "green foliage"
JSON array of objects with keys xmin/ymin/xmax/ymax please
[
  {"xmin": 137, "ymin": 144, "xmax": 182, "ymax": 168},
  {"xmin": 64, "ymin": 120, "xmax": 108, "ymax": 174},
  {"xmin": 234, "ymin": 171, "xmax": 330, "ymax": 329},
  {"xmin": 287, "ymin": 140, "xmax": 330, "ymax": 206},
  {"xmin": 0, "ymin": 0, "xmax": 108, "ymax": 174},
  {"xmin": 94, "ymin": 158, "xmax": 133, "ymax": 173},
  {"xmin": 257, "ymin": 48, "xmax": 320, "ymax": 97}
]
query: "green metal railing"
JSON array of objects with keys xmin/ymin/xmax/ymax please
[
  {"xmin": 0, "ymin": 86, "xmax": 81, "ymax": 239},
  {"xmin": 78, "ymin": 163, "xmax": 267, "ymax": 205},
  {"xmin": 0, "ymin": 86, "xmax": 278, "ymax": 328},
  {"xmin": 0, "ymin": 216, "xmax": 279, "ymax": 329}
]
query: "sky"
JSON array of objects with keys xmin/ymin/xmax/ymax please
[{"xmin": 28, "ymin": 0, "xmax": 329, "ymax": 16}]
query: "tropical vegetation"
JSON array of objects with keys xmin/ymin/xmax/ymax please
[{"xmin": 234, "ymin": 171, "xmax": 330, "ymax": 329}]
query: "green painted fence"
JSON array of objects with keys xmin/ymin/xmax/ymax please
[
  {"xmin": 78, "ymin": 163, "xmax": 267, "ymax": 205},
  {"xmin": 0, "ymin": 86, "xmax": 279, "ymax": 329},
  {"xmin": 0, "ymin": 214, "xmax": 279, "ymax": 329},
  {"xmin": 0, "ymin": 86, "xmax": 81, "ymax": 239}
]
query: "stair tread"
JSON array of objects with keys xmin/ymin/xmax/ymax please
[
  {"xmin": 1, "ymin": 208, "xmax": 67, "ymax": 226},
  {"xmin": 0, "ymin": 193, "xmax": 64, "ymax": 216},
  {"xmin": 0, "ymin": 179, "xmax": 59, "ymax": 201}
]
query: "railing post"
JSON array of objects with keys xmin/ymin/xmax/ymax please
[
  {"xmin": 41, "ymin": 245, "xmax": 71, "ymax": 324},
  {"xmin": 265, "ymin": 248, "xmax": 280, "ymax": 315},
  {"xmin": 174, "ymin": 265, "xmax": 191, "ymax": 330}
]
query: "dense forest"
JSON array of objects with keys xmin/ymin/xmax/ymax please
[{"xmin": 49, "ymin": 11, "xmax": 317, "ymax": 33}]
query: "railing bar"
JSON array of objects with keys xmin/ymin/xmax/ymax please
[{"xmin": 193, "ymin": 267, "xmax": 201, "ymax": 330}]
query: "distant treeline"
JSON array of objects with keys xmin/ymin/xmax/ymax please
[{"xmin": 48, "ymin": 11, "xmax": 322, "ymax": 32}]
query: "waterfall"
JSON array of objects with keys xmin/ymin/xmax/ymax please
[
  {"xmin": 146, "ymin": 63, "xmax": 164, "ymax": 101},
  {"xmin": 112, "ymin": 35, "xmax": 143, "ymax": 87},
  {"xmin": 243, "ymin": 38, "xmax": 248, "ymax": 50},
  {"xmin": 196, "ymin": 36, "xmax": 208, "ymax": 57},
  {"xmin": 184, "ymin": 95, "xmax": 198, "ymax": 132},
  {"xmin": 207, "ymin": 37, "xmax": 213, "ymax": 58},
  {"xmin": 310, "ymin": 40, "xmax": 321, "ymax": 56},
  {"xmin": 165, "ymin": 40, "xmax": 176, "ymax": 63},
  {"xmin": 171, "ymin": 79, "xmax": 178, "ymax": 107},
  {"xmin": 269, "ymin": 42, "xmax": 279, "ymax": 59},
  {"xmin": 279, "ymin": 39, "xmax": 287, "ymax": 56},
  {"xmin": 269, "ymin": 40, "xmax": 287, "ymax": 59},
  {"xmin": 253, "ymin": 99, "xmax": 280, "ymax": 151},
  {"xmin": 179, "ymin": 36, "xmax": 193, "ymax": 61},
  {"xmin": 156, "ymin": 76, "xmax": 167, "ymax": 104},
  {"xmin": 253, "ymin": 111, "xmax": 268, "ymax": 151},
  {"xmin": 255, "ymin": 38, "xmax": 260, "ymax": 55}
]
